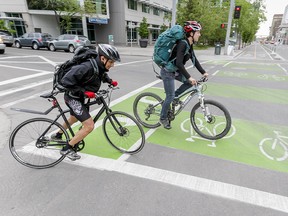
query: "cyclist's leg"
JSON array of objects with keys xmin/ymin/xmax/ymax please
[
  {"xmin": 61, "ymin": 95, "xmax": 94, "ymax": 159},
  {"xmin": 160, "ymin": 68, "xmax": 175, "ymax": 119},
  {"xmin": 175, "ymin": 75, "xmax": 191, "ymax": 97}
]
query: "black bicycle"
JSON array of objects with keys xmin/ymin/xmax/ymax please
[
  {"xmin": 9, "ymin": 85, "xmax": 145, "ymax": 169},
  {"xmin": 133, "ymin": 77, "xmax": 231, "ymax": 140}
]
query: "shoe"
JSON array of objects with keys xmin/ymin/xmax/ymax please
[
  {"xmin": 51, "ymin": 132, "xmax": 63, "ymax": 141},
  {"xmin": 159, "ymin": 119, "xmax": 172, "ymax": 130},
  {"xmin": 60, "ymin": 148, "xmax": 81, "ymax": 161}
]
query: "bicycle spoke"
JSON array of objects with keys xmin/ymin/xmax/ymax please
[
  {"xmin": 9, "ymin": 118, "xmax": 68, "ymax": 169},
  {"xmin": 191, "ymin": 100, "xmax": 231, "ymax": 140},
  {"xmin": 103, "ymin": 111, "xmax": 145, "ymax": 154}
]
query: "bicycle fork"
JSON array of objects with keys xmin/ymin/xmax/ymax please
[{"xmin": 198, "ymin": 94, "xmax": 212, "ymax": 123}]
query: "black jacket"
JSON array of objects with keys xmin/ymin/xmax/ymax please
[
  {"xmin": 61, "ymin": 56, "xmax": 112, "ymax": 98},
  {"xmin": 170, "ymin": 39, "xmax": 206, "ymax": 79}
]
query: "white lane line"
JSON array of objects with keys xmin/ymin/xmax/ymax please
[
  {"xmin": 277, "ymin": 63, "xmax": 288, "ymax": 75},
  {"xmin": 260, "ymin": 45, "xmax": 274, "ymax": 60},
  {"xmin": 0, "ymin": 90, "xmax": 49, "ymax": 109},
  {"xmin": 0, "ymin": 79, "xmax": 52, "ymax": 97},
  {"xmin": 0, "ymin": 71, "xmax": 52, "ymax": 86},
  {"xmin": 69, "ymin": 153, "xmax": 288, "ymax": 213}
]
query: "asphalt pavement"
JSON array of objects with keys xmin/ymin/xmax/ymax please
[{"xmin": 0, "ymin": 44, "xmax": 241, "ymax": 149}]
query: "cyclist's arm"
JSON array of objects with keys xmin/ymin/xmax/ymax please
[{"xmin": 175, "ymin": 41, "xmax": 191, "ymax": 80}]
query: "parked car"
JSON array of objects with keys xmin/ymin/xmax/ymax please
[
  {"xmin": 0, "ymin": 30, "xmax": 14, "ymax": 47},
  {"xmin": 0, "ymin": 36, "xmax": 5, "ymax": 54},
  {"xmin": 48, "ymin": 34, "xmax": 91, "ymax": 53},
  {"xmin": 14, "ymin": 32, "xmax": 53, "ymax": 50}
]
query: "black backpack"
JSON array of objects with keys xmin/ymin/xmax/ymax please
[{"xmin": 53, "ymin": 47, "xmax": 99, "ymax": 92}]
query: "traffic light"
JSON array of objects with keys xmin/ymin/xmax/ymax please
[
  {"xmin": 220, "ymin": 23, "xmax": 225, "ymax": 28},
  {"xmin": 234, "ymin": 6, "xmax": 241, "ymax": 19}
]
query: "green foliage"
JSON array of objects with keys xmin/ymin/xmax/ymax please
[
  {"xmin": 0, "ymin": 20, "xmax": 16, "ymax": 35},
  {"xmin": 27, "ymin": 0, "xmax": 95, "ymax": 33},
  {"xmin": 138, "ymin": 17, "xmax": 149, "ymax": 39},
  {"xmin": 160, "ymin": 24, "xmax": 168, "ymax": 33},
  {"xmin": 177, "ymin": 0, "xmax": 266, "ymax": 46}
]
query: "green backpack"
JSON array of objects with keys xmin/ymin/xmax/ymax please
[{"xmin": 153, "ymin": 25, "xmax": 189, "ymax": 73}]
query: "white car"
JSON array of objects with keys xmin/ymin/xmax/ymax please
[{"xmin": 0, "ymin": 36, "xmax": 6, "ymax": 54}]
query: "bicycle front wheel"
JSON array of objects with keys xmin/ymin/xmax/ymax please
[
  {"xmin": 9, "ymin": 118, "xmax": 70, "ymax": 169},
  {"xmin": 133, "ymin": 92, "xmax": 162, "ymax": 128},
  {"xmin": 190, "ymin": 100, "xmax": 232, "ymax": 140},
  {"xmin": 103, "ymin": 111, "xmax": 145, "ymax": 154}
]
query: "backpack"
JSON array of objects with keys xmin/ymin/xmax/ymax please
[
  {"xmin": 153, "ymin": 25, "xmax": 190, "ymax": 74},
  {"xmin": 53, "ymin": 47, "xmax": 99, "ymax": 92}
]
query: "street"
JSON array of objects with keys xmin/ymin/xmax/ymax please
[{"xmin": 0, "ymin": 44, "xmax": 288, "ymax": 216}]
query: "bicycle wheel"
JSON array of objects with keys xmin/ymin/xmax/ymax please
[
  {"xmin": 190, "ymin": 100, "xmax": 232, "ymax": 140},
  {"xmin": 103, "ymin": 111, "xmax": 145, "ymax": 154},
  {"xmin": 9, "ymin": 118, "xmax": 70, "ymax": 169},
  {"xmin": 133, "ymin": 92, "xmax": 162, "ymax": 128}
]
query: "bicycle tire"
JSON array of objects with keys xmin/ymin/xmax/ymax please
[
  {"xmin": 133, "ymin": 92, "xmax": 162, "ymax": 128},
  {"xmin": 103, "ymin": 111, "xmax": 145, "ymax": 154},
  {"xmin": 9, "ymin": 118, "xmax": 69, "ymax": 169},
  {"xmin": 190, "ymin": 100, "xmax": 232, "ymax": 140}
]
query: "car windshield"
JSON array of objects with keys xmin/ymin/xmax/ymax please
[
  {"xmin": 0, "ymin": 31, "xmax": 12, "ymax": 36},
  {"xmin": 78, "ymin": 36, "xmax": 88, "ymax": 41}
]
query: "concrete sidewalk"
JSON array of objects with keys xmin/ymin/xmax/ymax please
[{"xmin": 116, "ymin": 45, "xmax": 243, "ymax": 60}]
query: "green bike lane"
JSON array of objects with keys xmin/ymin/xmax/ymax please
[{"xmin": 80, "ymin": 60, "xmax": 288, "ymax": 174}]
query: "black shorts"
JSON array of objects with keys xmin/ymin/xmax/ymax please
[{"xmin": 64, "ymin": 93, "xmax": 91, "ymax": 122}]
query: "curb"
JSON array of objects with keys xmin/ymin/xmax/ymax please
[{"xmin": 0, "ymin": 110, "xmax": 11, "ymax": 149}]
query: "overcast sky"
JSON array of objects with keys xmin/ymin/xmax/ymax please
[{"xmin": 256, "ymin": 0, "xmax": 288, "ymax": 36}]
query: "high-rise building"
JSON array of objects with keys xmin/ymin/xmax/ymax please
[{"xmin": 0, "ymin": 0, "xmax": 172, "ymax": 45}]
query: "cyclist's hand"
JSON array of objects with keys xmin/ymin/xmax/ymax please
[
  {"xmin": 188, "ymin": 77, "xmax": 197, "ymax": 85},
  {"xmin": 84, "ymin": 91, "xmax": 96, "ymax": 98},
  {"xmin": 111, "ymin": 80, "xmax": 118, "ymax": 87},
  {"xmin": 203, "ymin": 72, "xmax": 209, "ymax": 78}
]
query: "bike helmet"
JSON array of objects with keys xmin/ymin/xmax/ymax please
[
  {"xmin": 98, "ymin": 44, "xmax": 121, "ymax": 62},
  {"xmin": 183, "ymin": 21, "xmax": 202, "ymax": 33}
]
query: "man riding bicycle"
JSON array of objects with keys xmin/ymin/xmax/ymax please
[
  {"xmin": 52, "ymin": 44, "xmax": 121, "ymax": 160},
  {"xmin": 160, "ymin": 21, "xmax": 209, "ymax": 129}
]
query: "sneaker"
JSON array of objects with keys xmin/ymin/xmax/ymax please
[
  {"xmin": 159, "ymin": 119, "xmax": 172, "ymax": 130},
  {"xmin": 60, "ymin": 148, "xmax": 81, "ymax": 161},
  {"xmin": 51, "ymin": 132, "xmax": 63, "ymax": 141}
]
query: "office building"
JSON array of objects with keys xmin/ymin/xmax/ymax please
[{"xmin": 0, "ymin": 0, "xmax": 172, "ymax": 45}]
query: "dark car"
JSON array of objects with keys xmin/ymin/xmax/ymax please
[
  {"xmin": 48, "ymin": 34, "xmax": 91, "ymax": 53},
  {"xmin": 0, "ymin": 30, "xmax": 14, "ymax": 47},
  {"xmin": 14, "ymin": 32, "xmax": 53, "ymax": 50}
]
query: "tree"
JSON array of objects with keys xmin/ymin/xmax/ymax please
[
  {"xmin": 138, "ymin": 17, "xmax": 149, "ymax": 39},
  {"xmin": 176, "ymin": 0, "xmax": 266, "ymax": 46},
  {"xmin": 27, "ymin": 0, "xmax": 95, "ymax": 33}
]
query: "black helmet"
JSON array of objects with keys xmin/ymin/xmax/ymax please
[{"xmin": 98, "ymin": 44, "xmax": 121, "ymax": 62}]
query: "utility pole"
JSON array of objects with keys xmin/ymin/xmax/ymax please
[
  {"xmin": 171, "ymin": 0, "xmax": 177, "ymax": 27},
  {"xmin": 224, "ymin": 0, "xmax": 234, "ymax": 55}
]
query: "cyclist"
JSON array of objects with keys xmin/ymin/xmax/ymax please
[
  {"xmin": 160, "ymin": 21, "xmax": 209, "ymax": 129},
  {"xmin": 52, "ymin": 44, "xmax": 120, "ymax": 160}
]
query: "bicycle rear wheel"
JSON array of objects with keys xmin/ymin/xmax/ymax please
[
  {"xmin": 9, "ymin": 118, "xmax": 69, "ymax": 169},
  {"xmin": 103, "ymin": 111, "xmax": 145, "ymax": 154},
  {"xmin": 133, "ymin": 92, "xmax": 162, "ymax": 128},
  {"xmin": 190, "ymin": 100, "xmax": 231, "ymax": 140}
]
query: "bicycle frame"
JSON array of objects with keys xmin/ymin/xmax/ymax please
[{"xmin": 11, "ymin": 87, "xmax": 123, "ymax": 141}]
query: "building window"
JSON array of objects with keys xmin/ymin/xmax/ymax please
[
  {"xmin": 127, "ymin": 21, "xmax": 137, "ymax": 43},
  {"xmin": 153, "ymin": 7, "xmax": 160, "ymax": 16},
  {"xmin": 151, "ymin": 25, "xmax": 159, "ymax": 41},
  {"xmin": 128, "ymin": 0, "xmax": 137, "ymax": 10},
  {"xmin": 142, "ymin": 4, "xmax": 150, "ymax": 13},
  {"xmin": 3, "ymin": 13, "xmax": 25, "ymax": 37},
  {"xmin": 85, "ymin": 0, "xmax": 108, "ymax": 15}
]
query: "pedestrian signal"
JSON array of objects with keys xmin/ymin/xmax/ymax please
[{"xmin": 234, "ymin": 6, "xmax": 241, "ymax": 19}]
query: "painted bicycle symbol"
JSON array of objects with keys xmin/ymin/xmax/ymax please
[
  {"xmin": 181, "ymin": 118, "xmax": 236, "ymax": 147},
  {"xmin": 259, "ymin": 130, "xmax": 288, "ymax": 161},
  {"xmin": 258, "ymin": 74, "xmax": 285, "ymax": 81}
]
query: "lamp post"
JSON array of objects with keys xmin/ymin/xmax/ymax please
[
  {"xmin": 171, "ymin": 0, "xmax": 177, "ymax": 27},
  {"xmin": 224, "ymin": 0, "xmax": 234, "ymax": 55}
]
